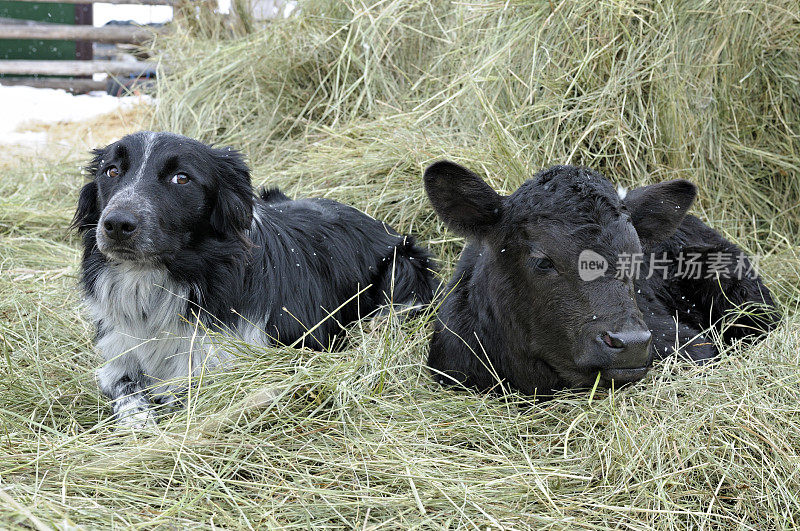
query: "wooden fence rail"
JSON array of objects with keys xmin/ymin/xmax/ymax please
[
  {"xmin": 0, "ymin": 59, "xmax": 156, "ymax": 76},
  {"xmin": 7, "ymin": 0, "xmax": 174, "ymax": 5},
  {"xmin": 0, "ymin": 0, "xmax": 180, "ymax": 92},
  {"xmin": 0, "ymin": 76, "xmax": 106, "ymax": 91},
  {"xmin": 0, "ymin": 23, "xmax": 163, "ymax": 43}
]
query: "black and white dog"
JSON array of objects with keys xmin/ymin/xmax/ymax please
[{"xmin": 73, "ymin": 131, "xmax": 437, "ymax": 428}]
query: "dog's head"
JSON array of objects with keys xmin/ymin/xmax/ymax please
[{"xmin": 73, "ymin": 131, "xmax": 253, "ymax": 263}]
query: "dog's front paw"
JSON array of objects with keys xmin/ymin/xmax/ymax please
[{"xmin": 113, "ymin": 394, "xmax": 157, "ymax": 431}]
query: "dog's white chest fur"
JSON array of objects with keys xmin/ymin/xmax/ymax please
[
  {"xmin": 87, "ymin": 264, "xmax": 224, "ymax": 396},
  {"xmin": 88, "ymin": 265, "xmax": 187, "ymax": 337}
]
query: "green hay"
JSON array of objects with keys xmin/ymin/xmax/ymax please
[{"xmin": 2, "ymin": 0, "xmax": 800, "ymax": 528}]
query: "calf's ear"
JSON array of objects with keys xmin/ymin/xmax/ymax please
[
  {"xmin": 423, "ymin": 160, "xmax": 503, "ymax": 238},
  {"xmin": 624, "ymin": 179, "xmax": 697, "ymax": 245}
]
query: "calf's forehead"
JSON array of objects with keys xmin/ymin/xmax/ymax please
[
  {"xmin": 506, "ymin": 166, "xmax": 626, "ymax": 222},
  {"xmin": 524, "ymin": 216, "xmax": 640, "ymax": 264},
  {"xmin": 508, "ymin": 166, "xmax": 622, "ymax": 220},
  {"xmin": 506, "ymin": 166, "xmax": 641, "ymax": 254}
]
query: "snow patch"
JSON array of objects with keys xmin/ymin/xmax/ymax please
[
  {"xmin": 0, "ymin": 85, "xmax": 149, "ymax": 145},
  {"xmin": 93, "ymin": 3, "xmax": 173, "ymax": 27}
]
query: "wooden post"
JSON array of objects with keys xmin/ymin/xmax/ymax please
[{"xmin": 74, "ymin": 3, "xmax": 93, "ymax": 61}]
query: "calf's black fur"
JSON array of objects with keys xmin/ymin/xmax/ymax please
[{"xmin": 425, "ymin": 161, "xmax": 778, "ymax": 396}]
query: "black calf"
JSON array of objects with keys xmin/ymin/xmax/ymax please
[{"xmin": 424, "ymin": 161, "xmax": 778, "ymax": 396}]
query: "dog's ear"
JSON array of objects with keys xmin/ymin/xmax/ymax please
[
  {"xmin": 209, "ymin": 147, "xmax": 254, "ymax": 241},
  {"xmin": 72, "ymin": 148, "xmax": 104, "ymax": 232},
  {"xmin": 72, "ymin": 180, "xmax": 100, "ymax": 232}
]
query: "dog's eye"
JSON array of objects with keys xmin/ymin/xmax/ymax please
[
  {"xmin": 105, "ymin": 166, "xmax": 119, "ymax": 178},
  {"xmin": 171, "ymin": 174, "xmax": 190, "ymax": 185}
]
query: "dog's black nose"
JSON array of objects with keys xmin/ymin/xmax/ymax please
[{"xmin": 103, "ymin": 211, "xmax": 139, "ymax": 241}]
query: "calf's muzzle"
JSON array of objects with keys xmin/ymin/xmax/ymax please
[{"xmin": 596, "ymin": 329, "xmax": 652, "ymax": 384}]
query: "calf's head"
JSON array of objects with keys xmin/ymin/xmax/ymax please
[
  {"xmin": 424, "ymin": 161, "xmax": 696, "ymax": 388},
  {"xmin": 73, "ymin": 131, "xmax": 253, "ymax": 264}
]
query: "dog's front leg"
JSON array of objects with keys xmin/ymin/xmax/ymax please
[{"xmin": 97, "ymin": 364, "xmax": 156, "ymax": 430}]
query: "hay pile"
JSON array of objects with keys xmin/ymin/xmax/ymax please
[{"xmin": 1, "ymin": 0, "xmax": 799, "ymax": 527}]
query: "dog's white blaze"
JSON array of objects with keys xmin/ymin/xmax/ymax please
[
  {"xmin": 89, "ymin": 263, "xmax": 235, "ymax": 401},
  {"xmin": 98, "ymin": 132, "xmax": 157, "ymax": 223},
  {"xmin": 617, "ymin": 185, "xmax": 628, "ymax": 200},
  {"xmin": 132, "ymin": 131, "xmax": 157, "ymax": 184},
  {"xmin": 97, "ymin": 134, "xmax": 157, "ymax": 244}
]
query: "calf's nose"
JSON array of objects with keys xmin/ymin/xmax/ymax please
[
  {"xmin": 103, "ymin": 210, "xmax": 139, "ymax": 241},
  {"xmin": 598, "ymin": 329, "xmax": 652, "ymax": 368}
]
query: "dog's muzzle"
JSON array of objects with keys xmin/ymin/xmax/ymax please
[
  {"xmin": 102, "ymin": 210, "xmax": 140, "ymax": 242},
  {"xmin": 96, "ymin": 200, "xmax": 153, "ymax": 261}
]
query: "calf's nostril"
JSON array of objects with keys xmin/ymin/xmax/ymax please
[{"xmin": 602, "ymin": 332, "xmax": 625, "ymax": 349}]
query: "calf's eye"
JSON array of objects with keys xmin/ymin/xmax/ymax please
[
  {"xmin": 530, "ymin": 257, "xmax": 555, "ymax": 271},
  {"xmin": 105, "ymin": 166, "xmax": 119, "ymax": 178},
  {"xmin": 171, "ymin": 174, "xmax": 190, "ymax": 185}
]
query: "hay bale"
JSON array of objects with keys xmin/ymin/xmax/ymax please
[{"xmin": 153, "ymin": 1, "xmax": 800, "ymax": 248}]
